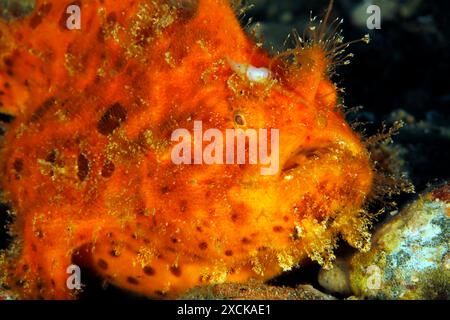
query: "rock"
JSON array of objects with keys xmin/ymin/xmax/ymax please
[
  {"xmin": 318, "ymin": 258, "xmax": 352, "ymax": 296},
  {"xmin": 179, "ymin": 280, "xmax": 336, "ymax": 300},
  {"xmin": 319, "ymin": 183, "xmax": 449, "ymax": 299}
]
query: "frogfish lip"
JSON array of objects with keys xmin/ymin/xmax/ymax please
[
  {"xmin": 280, "ymin": 136, "xmax": 371, "ymax": 177},
  {"xmin": 278, "ymin": 136, "xmax": 374, "ymax": 217},
  {"xmin": 281, "ymin": 143, "xmax": 335, "ymax": 173}
]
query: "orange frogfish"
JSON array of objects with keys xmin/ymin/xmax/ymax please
[{"xmin": 0, "ymin": 0, "xmax": 374, "ymax": 299}]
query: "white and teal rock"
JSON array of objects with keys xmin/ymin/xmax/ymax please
[{"xmin": 319, "ymin": 183, "xmax": 449, "ymax": 299}]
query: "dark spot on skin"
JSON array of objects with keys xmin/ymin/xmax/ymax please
[
  {"xmin": 196, "ymin": 226, "xmax": 203, "ymax": 232},
  {"xmin": 40, "ymin": 3, "xmax": 53, "ymax": 15},
  {"xmin": 180, "ymin": 200, "xmax": 187, "ymax": 212},
  {"xmin": 46, "ymin": 150, "xmax": 57, "ymax": 163},
  {"xmin": 283, "ymin": 216, "xmax": 289, "ymax": 222},
  {"xmin": 241, "ymin": 237, "xmax": 251, "ymax": 244},
  {"xmin": 231, "ymin": 212, "xmax": 239, "ymax": 222},
  {"xmin": 36, "ymin": 281, "xmax": 44, "ymax": 290},
  {"xmin": 160, "ymin": 186, "xmax": 170, "ymax": 194},
  {"xmin": 107, "ymin": 12, "xmax": 117, "ymax": 23},
  {"xmin": 29, "ymin": 14, "xmax": 43, "ymax": 29},
  {"xmin": 114, "ymin": 56, "xmax": 127, "ymax": 71},
  {"xmin": 101, "ymin": 160, "xmax": 115, "ymax": 178},
  {"xmin": 171, "ymin": 237, "xmax": 179, "ymax": 244},
  {"xmin": 143, "ymin": 266, "xmax": 155, "ymax": 276},
  {"xmin": 273, "ymin": 226, "xmax": 284, "ymax": 233},
  {"xmin": 225, "ymin": 250, "xmax": 233, "ymax": 256},
  {"xmin": 13, "ymin": 158, "xmax": 23, "ymax": 173},
  {"xmin": 28, "ymin": 3, "xmax": 52, "ymax": 29},
  {"xmin": 97, "ymin": 259, "xmax": 108, "ymax": 270},
  {"xmin": 3, "ymin": 57, "xmax": 13, "ymax": 67},
  {"xmin": 198, "ymin": 242, "xmax": 208, "ymax": 250},
  {"xmin": 77, "ymin": 153, "xmax": 89, "ymax": 181},
  {"xmin": 58, "ymin": 10, "xmax": 67, "ymax": 30},
  {"xmin": 97, "ymin": 102, "xmax": 127, "ymax": 135},
  {"xmin": 172, "ymin": 0, "xmax": 199, "ymax": 21},
  {"xmin": 22, "ymin": 264, "xmax": 29, "ymax": 272},
  {"xmin": 97, "ymin": 27, "xmax": 105, "ymax": 43},
  {"xmin": 30, "ymin": 97, "xmax": 56, "ymax": 123},
  {"xmin": 170, "ymin": 265, "xmax": 182, "ymax": 277},
  {"xmin": 4, "ymin": 82, "xmax": 10, "ymax": 89},
  {"xmin": 127, "ymin": 276, "xmax": 139, "ymax": 285},
  {"xmin": 15, "ymin": 279, "xmax": 25, "ymax": 287},
  {"xmin": 31, "ymin": 244, "xmax": 37, "ymax": 252}
]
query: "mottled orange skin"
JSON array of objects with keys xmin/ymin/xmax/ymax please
[{"xmin": 0, "ymin": 0, "xmax": 373, "ymax": 299}]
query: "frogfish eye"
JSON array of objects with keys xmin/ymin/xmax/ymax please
[{"xmin": 234, "ymin": 113, "xmax": 246, "ymax": 126}]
